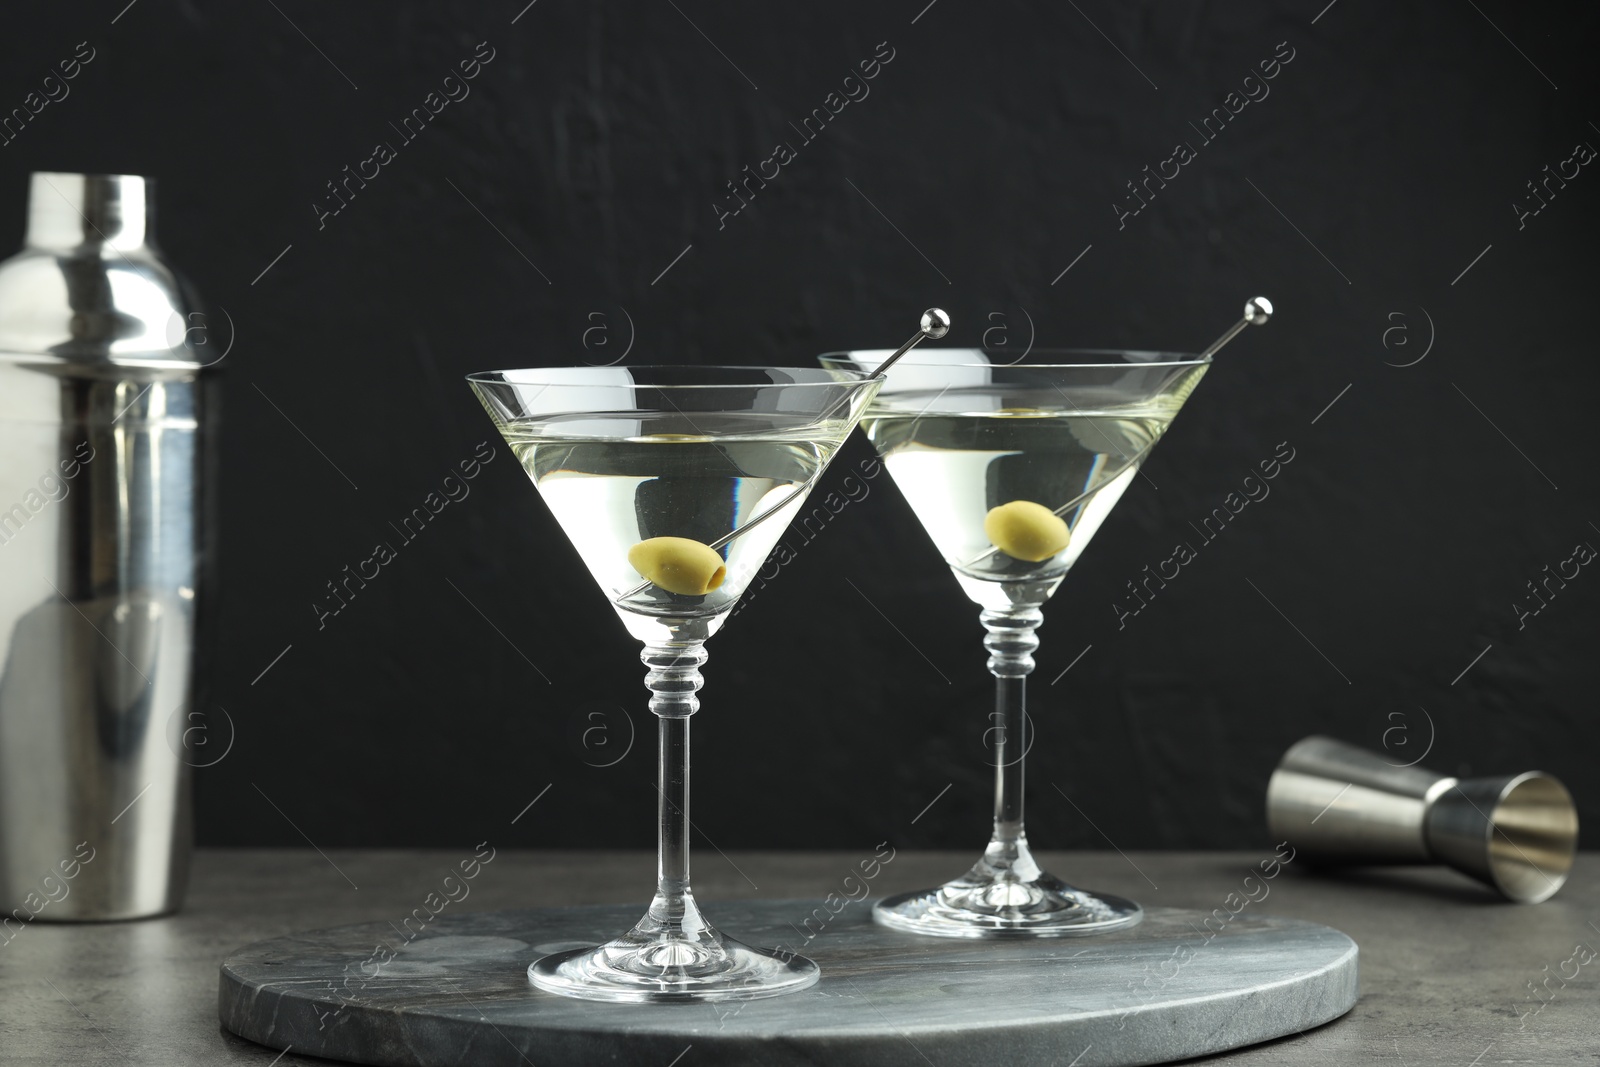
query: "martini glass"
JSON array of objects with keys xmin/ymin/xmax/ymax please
[
  {"xmin": 820, "ymin": 347, "xmax": 1211, "ymax": 938},
  {"xmin": 467, "ymin": 365, "xmax": 880, "ymax": 1001}
]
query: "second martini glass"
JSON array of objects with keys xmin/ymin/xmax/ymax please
[
  {"xmin": 469, "ymin": 365, "xmax": 881, "ymax": 1000},
  {"xmin": 822, "ymin": 347, "xmax": 1211, "ymax": 937}
]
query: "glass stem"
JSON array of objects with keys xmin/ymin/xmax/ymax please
[
  {"xmin": 642, "ymin": 642, "xmax": 708, "ymax": 929},
  {"xmin": 980, "ymin": 607, "xmax": 1043, "ymax": 876}
]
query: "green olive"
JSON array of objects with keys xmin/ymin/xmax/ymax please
[
  {"xmin": 983, "ymin": 500, "xmax": 1070, "ymax": 562},
  {"xmin": 627, "ymin": 536, "xmax": 727, "ymax": 595}
]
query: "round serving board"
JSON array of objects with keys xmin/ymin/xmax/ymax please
[{"xmin": 219, "ymin": 900, "xmax": 1357, "ymax": 1066}]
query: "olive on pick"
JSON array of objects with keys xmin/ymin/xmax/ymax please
[
  {"xmin": 983, "ymin": 500, "xmax": 1070, "ymax": 563},
  {"xmin": 627, "ymin": 536, "xmax": 727, "ymax": 596}
]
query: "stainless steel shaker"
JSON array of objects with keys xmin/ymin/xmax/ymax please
[{"xmin": 0, "ymin": 173, "xmax": 205, "ymax": 920}]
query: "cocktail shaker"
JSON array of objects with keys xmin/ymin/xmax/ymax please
[
  {"xmin": 1267, "ymin": 735, "xmax": 1579, "ymax": 903},
  {"xmin": 0, "ymin": 173, "xmax": 206, "ymax": 920}
]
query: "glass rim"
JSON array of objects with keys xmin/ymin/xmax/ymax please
[
  {"xmin": 818, "ymin": 348, "xmax": 1212, "ymax": 370},
  {"xmin": 465, "ymin": 365, "xmax": 878, "ymax": 389}
]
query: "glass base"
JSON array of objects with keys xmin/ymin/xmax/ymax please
[
  {"xmin": 529, "ymin": 898, "xmax": 819, "ymax": 1002},
  {"xmin": 873, "ymin": 843, "xmax": 1142, "ymax": 939}
]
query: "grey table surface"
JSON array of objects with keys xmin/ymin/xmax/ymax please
[{"xmin": 2, "ymin": 849, "xmax": 1596, "ymax": 1065}]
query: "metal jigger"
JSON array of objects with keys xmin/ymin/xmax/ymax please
[{"xmin": 1267, "ymin": 736, "xmax": 1578, "ymax": 903}]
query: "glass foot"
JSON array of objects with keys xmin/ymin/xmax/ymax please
[
  {"xmin": 874, "ymin": 845, "xmax": 1142, "ymax": 939},
  {"xmin": 529, "ymin": 900, "xmax": 818, "ymax": 1002}
]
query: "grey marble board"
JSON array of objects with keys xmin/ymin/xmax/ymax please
[{"xmin": 218, "ymin": 900, "xmax": 1358, "ymax": 1066}]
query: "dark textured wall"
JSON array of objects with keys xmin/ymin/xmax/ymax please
[{"xmin": 3, "ymin": 1, "xmax": 1596, "ymax": 853}]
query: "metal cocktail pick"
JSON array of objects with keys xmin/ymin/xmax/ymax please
[
  {"xmin": 954, "ymin": 296, "xmax": 1272, "ymax": 570},
  {"xmin": 615, "ymin": 308, "xmax": 950, "ymax": 601},
  {"xmin": 1202, "ymin": 296, "xmax": 1273, "ymax": 359},
  {"xmin": 872, "ymin": 307, "xmax": 951, "ymax": 377}
]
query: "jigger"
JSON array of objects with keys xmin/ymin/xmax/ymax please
[{"xmin": 1267, "ymin": 736, "xmax": 1578, "ymax": 903}]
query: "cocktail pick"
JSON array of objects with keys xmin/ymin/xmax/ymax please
[
  {"xmin": 871, "ymin": 308, "xmax": 951, "ymax": 378},
  {"xmin": 954, "ymin": 297, "xmax": 1271, "ymax": 571},
  {"xmin": 1200, "ymin": 296, "xmax": 1273, "ymax": 359},
  {"xmin": 615, "ymin": 308, "xmax": 951, "ymax": 601}
]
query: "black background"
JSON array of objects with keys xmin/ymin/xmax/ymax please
[{"xmin": 3, "ymin": 1, "xmax": 1596, "ymax": 853}]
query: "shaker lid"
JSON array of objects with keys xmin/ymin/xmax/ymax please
[{"xmin": 0, "ymin": 172, "xmax": 204, "ymax": 370}]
